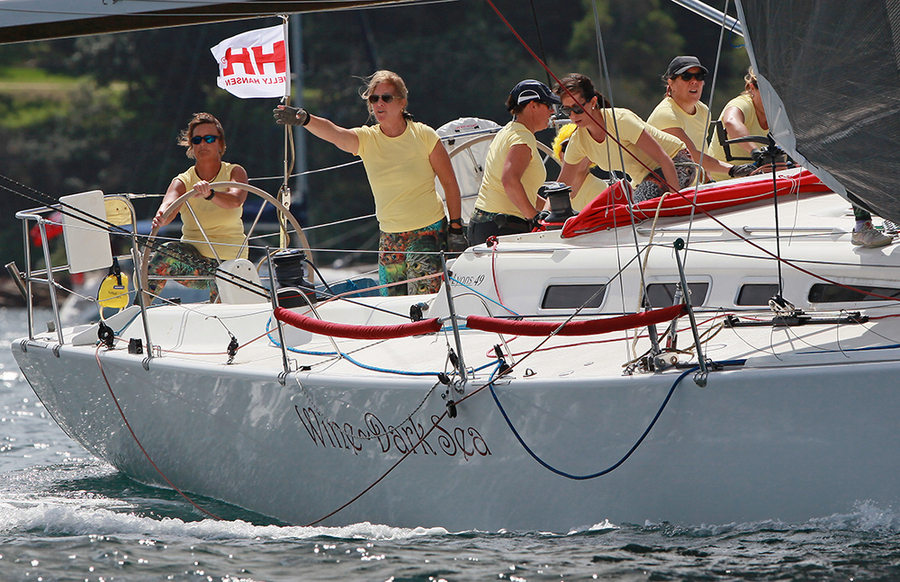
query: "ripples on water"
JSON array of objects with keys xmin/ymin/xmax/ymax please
[{"xmin": 3, "ymin": 307, "xmax": 900, "ymax": 581}]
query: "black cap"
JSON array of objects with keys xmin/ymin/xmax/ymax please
[
  {"xmin": 508, "ymin": 79, "xmax": 561, "ymax": 111},
  {"xmin": 666, "ymin": 56, "xmax": 709, "ymax": 78}
]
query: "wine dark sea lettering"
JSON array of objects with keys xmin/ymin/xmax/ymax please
[{"xmin": 1, "ymin": 308, "xmax": 897, "ymax": 581}]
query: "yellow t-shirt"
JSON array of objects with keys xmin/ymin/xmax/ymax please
[
  {"xmin": 572, "ymin": 174, "xmax": 607, "ymax": 212},
  {"xmin": 564, "ymin": 108, "xmax": 686, "ymax": 185},
  {"xmin": 474, "ymin": 121, "xmax": 547, "ymax": 218},
  {"xmin": 176, "ymin": 162, "xmax": 248, "ymax": 260},
  {"xmin": 353, "ymin": 121, "xmax": 446, "ymax": 233},
  {"xmin": 647, "ymin": 96, "xmax": 711, "ymax": 153},
  {"xmin": 707, "ymin": 93, "xmax": 768, "ymax": 181}
]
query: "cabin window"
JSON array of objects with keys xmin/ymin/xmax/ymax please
[
  {"xmin": 808, "ymin": 283, "xmax": 900, "ymax": 303},
  {"xmin": 541, "ymin": 284, "xmax": 606, "ymax": 309},
  {"xmin": 645, "ymin": 283, "xmax": 709, "ymax": 308},
  {"xmin": 736, "ymin": 283, "xmax": 781, "ymax": 306}
]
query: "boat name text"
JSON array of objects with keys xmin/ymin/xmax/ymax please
[{"xmin": 294, "ymin": 405, "xmax": 491, "ymax": 459}]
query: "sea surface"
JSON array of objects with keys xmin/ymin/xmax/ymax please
[{"xmin": 2, "ymin": 307, "xmax": 900, "ymax": 581}]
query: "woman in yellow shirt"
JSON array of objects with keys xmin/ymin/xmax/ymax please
[
  {"xmin": 146, "ymin": 112, "xmax": 249, "ymax": 302},
  {"xmin": 468, "ymin": 79, "xmax": 559, "ymax": 245},
  {"xmin": 556, "ymin": 74, "xmax": 695, "ymax": 208},
  {"xmin": 275, "ymin": 70, "xmax": 462, "ymax": 295},
  {"xmin": 706, "ymin": 67, "xmax": 770, "ymax": 181},
  {"xmin": 647, "ymin": 56, "xmax": 739, "ymax": 181}
]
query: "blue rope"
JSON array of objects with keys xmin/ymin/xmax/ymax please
[
  {"xmin": 488, "ymin": 364, "xmax": 696, "ymax": 480},
  {"xmin": 449, "ymin": 276, "xmax": 520, "ymax": 317}
]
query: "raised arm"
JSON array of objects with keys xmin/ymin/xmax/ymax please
[{"xmin": 274, "ymin": 105, "xmax": 360, "ymax": 155}]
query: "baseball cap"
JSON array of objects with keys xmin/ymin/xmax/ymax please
[
  {"xmin": 666, "ymin": 56, "xmax": 709, "ymax": 78},
  {"xmin": 508, "ymin": 79, "xmax": 561, "ymax": 111}
]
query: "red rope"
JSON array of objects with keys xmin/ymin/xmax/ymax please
[
  {"xmin": 274, "ymin": 307, "xmax": 441, "ymax": 340},
  {"xmin": 467, "ymin": 304, "xmax": 687, "ymax": 337},
  {"xmin": 94, "ymin": 345, "xmax": 222, "ymax": 520}
]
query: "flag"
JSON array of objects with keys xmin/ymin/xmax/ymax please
[{"xmin": 210, "ymin": 24, "xmax": 289, "ymax": 99}]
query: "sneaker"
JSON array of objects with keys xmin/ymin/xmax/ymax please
[
  {"xmin": 851, "ymin": 221, "xmax": 893, "ymax": 248},
  {"xmin": 883, "ymin": 219, "xmax": 899, "ymax": 234}
]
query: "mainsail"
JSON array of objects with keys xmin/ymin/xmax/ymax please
[
  {"xmin": 737, "ymin": 0, "xmax": 900, "ymax": 222},
  {"xmin": 0, "ymin": 0, "xmax": 418, "ymax": 43}
]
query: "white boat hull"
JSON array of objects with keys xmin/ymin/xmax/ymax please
[{"xmin": 15, "ymin": 321, "xmax": 900, "ymax": 530}]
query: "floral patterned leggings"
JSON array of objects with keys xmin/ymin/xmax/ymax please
[
  {"xmin": 145, "ymin": 241, "xmax": 219, "ymax": 302},
  {"xmin": 378, "ymin": 218, "xmax": 447, "ymax": 296}
]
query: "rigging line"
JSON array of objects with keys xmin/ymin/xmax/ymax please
[
  {"xmin": 589, "ymin": 0, "xmax": 644, "ymax": 354},
  {"xmin": 303, "ymin": 278, "xmax": 683, "ymax": 523},
  {"xmin": 449, "ymin": 276, "xmax": 519, "ymax": 316},
  {"xmin": 771, "ymin": 160, "xmax": 785, "ymax": 298},
  {"xmin": 253, "ymin": 158, "xmax": 364, "ymax": 182},
  {"xmin": 304, "ymin": 407, "xmax": 451, "ymax": 526},
  {"xmin": 626, "ymin": 174, "xmax": 900, "ymax": 304},
  {"xmin": 527, "ymin": 0, "xmax": 552, "ymax": 88},
  {"xmin": 488, "ymin": 364, "xmax": 694, "ymax": 480},
  {"xmin": 0, "ymin": 175, "xmax": 240, "ymax": 288},
  {"xmin": 682, "ymin": 0, "xmax": 732, "ymax": 258},
  {"xmin": 94, "ymin": 345, "xmax": 222, "ymax": 521}
]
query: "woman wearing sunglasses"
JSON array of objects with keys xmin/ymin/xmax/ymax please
[
  {"xmin": 648, "ymin": 56, "xmax": 743, "ymax": 181},
  {"xmin": 468, "ymin": 79, "xmax": 560, "ymax": 245},
  {"xmin": 706, "ymin": 67, "xmax": 770, "ymax": 181},
  {"xmin": 555, "ymin": 73, "xmax": 695, "ymax": 208},
  {"xmin": 146, "ymin": 112, "xmax": 249, "ymax": 302},
  {"xmin": 274, "ymin": 70, "xmax": 463, "ymax": 296}
]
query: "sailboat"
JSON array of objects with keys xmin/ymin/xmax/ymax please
[{"xmin": 8, "ymin": 0, "xmax": 900, "ymax": 531}]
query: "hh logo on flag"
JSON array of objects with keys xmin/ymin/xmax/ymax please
[{"xmin": 211, "ymin": 25, "xmax": 287, "ymax": 98}]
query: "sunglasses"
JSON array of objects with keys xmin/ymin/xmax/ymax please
[
  {"xmin": 676, "ymin": 71, "xmax": 706, "ymax": 82},
  {"xmin": 367, "ymin": 93, "xmax": 395, "ymax": 104},
  {"xmin": 559, "ymin": 102, "xmax": 587, "ymax": 116},
  {"xmin": 191, "ymin": 135, "xmax": 220, "ymax": 145}
]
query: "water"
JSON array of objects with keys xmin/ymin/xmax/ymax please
[{"xmin": 2, "ymin": 307, "xmax": 900, "ymax": 581}]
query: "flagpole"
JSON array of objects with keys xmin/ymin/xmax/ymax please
[{"xmin": 279, "ymin": 14, "xmax": 291, "ymax": 249}]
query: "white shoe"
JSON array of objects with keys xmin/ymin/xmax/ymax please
[{"xmin": 852, "ymin": 221, "xmax": 893, "ymax": 248}]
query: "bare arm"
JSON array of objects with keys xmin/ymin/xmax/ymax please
[
  {"xmin": 152, "ymin": 178, "xmax": 187, "ymax": 229},
  {"xmin": 430, "ymin": 141, "xmax": 462, "ymax": 221},
  {"xmin": 557, "ymin": 157, "xmax": 592, "ymax": 199},
  {"xmin": 303, "ymin": 115, "xmax": 360, "ymax": 155},
  {"xmin": 721, "ymin": 106, "xmax": 757, "ymax": 155},
  {"xmin": 152, "ymin": 167, "xmax": 249, "ymax": 229},
  {"xmin": 636, "ymin": 129, "xmax": 682, "ymax": 192},
  {"xmin": 207, "ymin": 164, "xmax": 250, "ymax": 209},
  {"xmin": 501, "ymin": 144, "xmax": 540, "ymax": 219},
  {"xmin": 662, "ymin": 127, "xmax": 732, "ymax": 178}
]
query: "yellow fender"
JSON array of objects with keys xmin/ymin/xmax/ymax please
[{"xmin": 98, "ymin": 271, "xmax": 129, "ymax": 310}]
